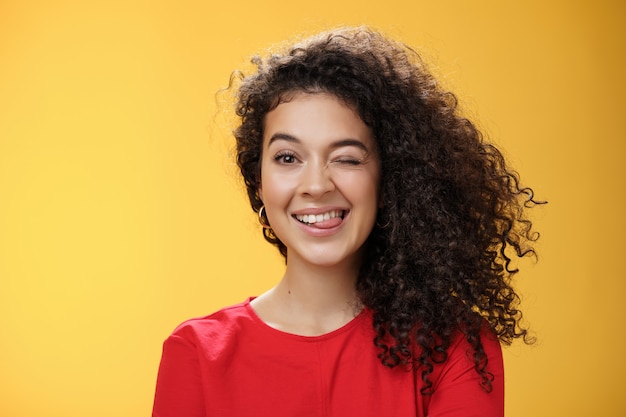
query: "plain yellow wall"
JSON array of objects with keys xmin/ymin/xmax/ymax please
[{"xmin": 1, "ymin": 1, "xmax": 624, "ymax": 416}]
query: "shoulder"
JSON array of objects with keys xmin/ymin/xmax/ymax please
[
  {"xmin": 165, "ymin": 299, "xmax": 257, "ymax": 348},
  {"xmin": 447, "ymin": 325, "xmax": 503, "ymax": 362},
  {"xmin": 422, "ymin": 326, "xmax": 504, "ymax": 416},
  {"xmin": 434, "ymin": 325, "xmax": 503, "ymax": 383}
]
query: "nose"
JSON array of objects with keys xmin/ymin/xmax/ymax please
[{"xmin": 298, "ymin": 161, "xmax": 335, "ymax": 198}]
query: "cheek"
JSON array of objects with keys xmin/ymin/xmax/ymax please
[
  {"xmin": 337, "ymin": 172, "xmax": 379, "ymax": 203},
  {"xmin": 260, "ymin": 169, "xmax": 293, "ymax": 207}
]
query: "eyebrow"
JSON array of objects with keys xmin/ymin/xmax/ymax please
[{"xmin": 267, "ymin": 133, "xmax": 370, "ymax": 152}]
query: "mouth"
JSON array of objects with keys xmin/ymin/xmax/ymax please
[{"xmin": 293, "ymin": 209, "xmax": 346, "ymax": 225}]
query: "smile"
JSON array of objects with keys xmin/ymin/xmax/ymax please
[{"xmin": 294, "ymin": 210, "xmax": 346, "ymax": 225}]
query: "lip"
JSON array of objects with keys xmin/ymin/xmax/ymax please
[
  {"xmin": 291, "ymin": 206, "xmax": 349, "ymax": 216},
  {"xmin": 291, "ymin": 207, "xmax": 350, "ymax": 237}
]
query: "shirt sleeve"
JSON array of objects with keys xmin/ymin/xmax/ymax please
[
  {"xmin": 425, "ymin": 331, "xmax": 504, "ymax": 417},
  {"xmin": 152, "ymin": 331, "xmax": 206, "ymax": 417}
]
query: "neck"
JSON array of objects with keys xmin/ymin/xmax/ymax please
[
  {"xmin": 250, "ymin": 255, "xmax": 363, "ymax": 336},
  {"xmin": 277, "ymin": 259, "xmax": 361, "ymax": 315}
]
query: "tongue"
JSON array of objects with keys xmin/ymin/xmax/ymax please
[{"xmin": 310, "ymin": 217, "xmax": 343, "ymax": 229}]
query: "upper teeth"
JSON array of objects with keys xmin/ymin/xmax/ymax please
[{"xmin": 295, "ymin": 210, "xmax": 343, "ymax": 224}]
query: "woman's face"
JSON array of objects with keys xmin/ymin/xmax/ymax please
[{"xmin": 259, "ymin": 93, "xmax": 380, "ymax": 270}]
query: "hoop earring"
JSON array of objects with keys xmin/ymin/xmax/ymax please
[
  {"xmin": 376, "ymin": 213, "xmax": 390, "ymax": 229},
  {"xmin": 258, "ymin": 205, "xmax": 272, "ymax": 229}
]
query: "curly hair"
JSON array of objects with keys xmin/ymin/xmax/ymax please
[{"xmin": 232, "ymin": 26, "xmax": 542, "ymax": 393}]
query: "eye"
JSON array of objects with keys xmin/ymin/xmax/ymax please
[
  {"xmin": 332, "ymin": 154, "xmax": 363, "ymax": 165},
  {"xmin": 274, "ymin": 151, "xmax": 298, "ymax": 164},
  {"xmin": 335, "ymin": 158, "xmax": 362, "ymax": 166}
]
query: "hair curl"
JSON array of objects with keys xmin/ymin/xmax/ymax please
[{"xmin": 231, "ymin": 26, "xmax": 543, "ymax": 393}]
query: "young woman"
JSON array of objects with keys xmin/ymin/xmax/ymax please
[{"xmin": 153, "ymin": 26, "xmax": 542, "ymax": 417}]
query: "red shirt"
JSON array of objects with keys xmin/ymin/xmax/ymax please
[{"xmin": 153, "ymin": 299, "xmax": 504, "ymax": 417}]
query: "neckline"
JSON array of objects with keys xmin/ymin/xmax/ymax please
[{"xmin": 244, "ymin": 297, "xmax": 370, "ymax": 342}]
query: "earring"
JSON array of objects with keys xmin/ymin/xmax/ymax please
[
  {"xmin": 376, "ymin": 213, "xmax": 390, "ymax": 229},
  {"xmin": 258, "ymin": 205, "xmax": 272, "ymax": 229}
]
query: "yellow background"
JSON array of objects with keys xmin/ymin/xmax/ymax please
[{"xmin": 1, "ymin": 0, "xmax": 624, "ymax": 416}]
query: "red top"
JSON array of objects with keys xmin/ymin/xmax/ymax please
[{"xmin": 153, "ymin": 299, "xmax": 504, "ymax": 417}]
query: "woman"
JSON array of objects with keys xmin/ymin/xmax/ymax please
[{"xmin": 153, "ymin": 26, "xmax": 541, "ymax": 417}]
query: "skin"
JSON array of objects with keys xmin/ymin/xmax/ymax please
[{"xmin": 250, "ymin": 93, "xmax": 381, "ymax": 336}]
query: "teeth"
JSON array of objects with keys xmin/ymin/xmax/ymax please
[{"xmin": 296, "ymin": 210, "xmax": 343, "ymax": 224}]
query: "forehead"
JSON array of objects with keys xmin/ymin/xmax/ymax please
[{"xmin": 263, "ymin": 93, "xmax": 374, "ymax": 147}]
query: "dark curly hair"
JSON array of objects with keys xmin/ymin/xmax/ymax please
[{"xmin": 231, "ymin": 26, "xmax": 542, "ymax": 394}]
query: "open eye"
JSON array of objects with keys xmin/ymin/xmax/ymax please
[{"xmin": 274, "ymin": 151, "xmax": 298, "ymax": 164}]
